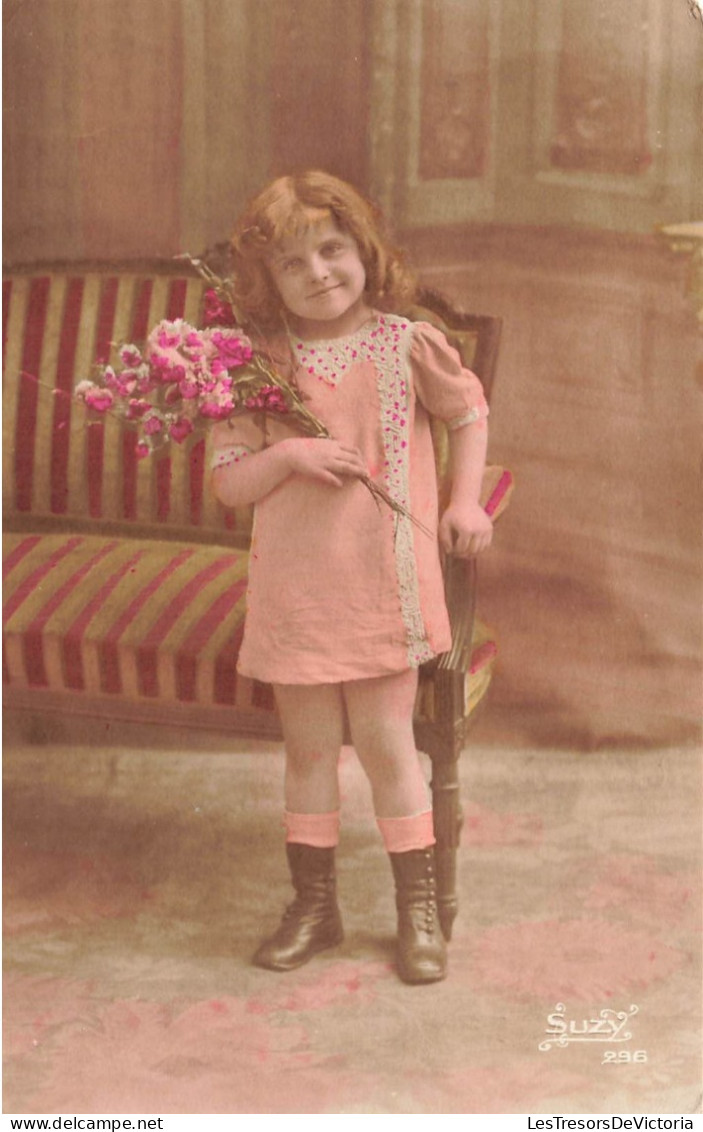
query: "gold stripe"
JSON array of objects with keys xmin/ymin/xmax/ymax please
[
  {"xmin": 43, "ymin": 636, "xmax": 66, "ymax": 690},
  {"xmin": 155, "ymin": 649, "xmax": 177, "ymax": 701},
  {"xmin": 166, "ymin": 445, "xmax": 190, "ymax": 526},
  {"xmin": 33, "ymin": 276, "xmax": 68, "ymax": 514},
  {"xmin": 200, "ymin": 439, "xmax": 223, "ymax": 528},
  {"xmin": 182, "ymin": 276, "xmax": 205, "ymax": 324},
  {"xmin": 195, "ymin": 657, "xmax": 216, "ymax": 705},
  {"xmin": 118, "ymin": 643, "xmax": 139, "ymax": 700},
  {"xmin": 81, "ymin": 639, "xmax": 103, "ymax": 694},
  {"xmin": 2, "ymin": 276, "xmax": 31, "ymax": 510},
  {"xmin": 100, "ymin": 276, "xmax": 139, "ymax": 521},
  {"xmin": 3, "ymin": 636, "xmax": 30, "ymax": 688},
  {"xmin": 67, "ymin": 274, "xmax": 101, "ymax": 517},
  {"xmin": 133, "ymin": 276, "xmax": 172, "ymax": 523}
]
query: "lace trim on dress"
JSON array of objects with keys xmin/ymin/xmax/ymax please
[
  {"xmin": 373, "ymin": 316, "xmax": 435, "ymax": 667},
  {"xmin": 290, "ymin": 314, "xmax": 387, "ymax": 386}
]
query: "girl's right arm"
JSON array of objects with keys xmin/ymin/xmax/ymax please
[{"xmin": 212, "ymin": 436, "xmax": 367, "ymax": 508}]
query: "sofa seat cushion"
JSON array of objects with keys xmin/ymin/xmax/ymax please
[
  {"xmin": 2, "ymin": 531, "xmax": 268, "ymax": 710},
  {"xmin": 3, "ymin": 531, "xmax": 498, "ymax": 723}
]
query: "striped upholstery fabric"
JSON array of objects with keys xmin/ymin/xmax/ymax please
[
  {"xmin": 2, "ymin": 268, "xmax": 253, "ymax": 539},
  {"xmin": 2, "ymin": 532, "xmax": 270, "ymax": 710},
  {"xmin": 3, "ymin": 266, "xmax": 510, "ymax": 726}
]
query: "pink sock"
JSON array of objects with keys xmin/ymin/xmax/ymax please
[
  {"xmin": 284, "ymin": 810, "xmax": 340, "ymax": 848},
  {"xmin": 376, "ymin": 810, "xmax": 435, "ymax": 853}
]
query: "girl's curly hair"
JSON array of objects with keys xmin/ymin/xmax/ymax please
[{"xmin": 229, "ymin": 170, "xmax": 417, "ymax": 330}]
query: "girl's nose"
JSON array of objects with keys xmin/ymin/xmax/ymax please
[{"xmin": 308, "ymin": 255, "xmax": 329, "ymax": 282}]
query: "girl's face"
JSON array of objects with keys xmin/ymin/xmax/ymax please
[{"xmin": 267, "ymin": 217, "xmax": 371, "ymax": 339}]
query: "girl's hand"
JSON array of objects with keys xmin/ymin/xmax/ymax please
[
  {"xmin": 282, "ymin": 437, "xmax": 367, "ymax": 487},
  {"xmin": 438, "ymin": 501, "xmax": 493, "ymax": 557}
]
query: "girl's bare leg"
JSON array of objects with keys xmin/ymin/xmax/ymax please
[
  {"xmin": 254, "ymin": 682, "xmax": 346, "ymax": 972},
  {"xmin": 342, "ymin": 668, "xmax": 430, "ymax": 818},
  {"xmin": 273, "ymin": 682, "xmax": 345, "ymax": 814},
  {"xmin": 344, "ymin": 668, "xmax": 446, "ymax": 984}
]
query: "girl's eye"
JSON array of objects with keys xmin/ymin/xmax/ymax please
[
  {"xmin": 282, "ymin": 258, "xmax": 303, "ymax": 272},
  {"xmin": 322, "ymin": 242, "xmax": 343, "ymax": 256}
]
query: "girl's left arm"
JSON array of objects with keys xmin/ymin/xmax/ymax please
[{"xmin": 438, "ymin": 419, "xmax": 493, "ymax": 557}]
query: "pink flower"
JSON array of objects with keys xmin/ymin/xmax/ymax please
[
  {"xmin": 178, "ymin": 377, "xmax": 200, "ymax": 400},
  {"xmin": 203, "ymin": 288, "xmax": 236, "ymax": 327},
  {"xmin": 143, "ymin": 414, "xmax": 163, "ymax": 436},
  {"xmin": 135, "ymin": 442, "xmax": 151, "ymax": 459},
  {"xmin": 125, "ymin": 398, "xmax": 151, "ymax": 420},
  {"xmin": 244, "ymin": 385, "xmax": 289, "ymax": 413},
  {"xmin": 104, "ymin": 367, "xmax": 137, "ymax": 397},
  {"xmin": 149, "ymin": 354, "xmax": 187, "ymax": 385},
  {"xmin": 119, "ymin": 344, "xmax": 142, "ymax": 367},
  {"xmin": 200, "ymin": 399, "xmax": 233, "ymax": 420},
  {"xmin": 182, "ymin": 331, "xmax": 206, "ymax": 357},
  {"xmin": 83, "ymin": 387, "xmax": 114, "ymax": 412},
  {"xmin": 153, "ymin": 321, "xmax": 184, "ymax": 350},
  {"xmin": 210, "ymin": 330, "xmax": 253, "ymax": 368},
  {"xmin": 169, "ymin": 417, "xmax": 194, "ymax": 444}
]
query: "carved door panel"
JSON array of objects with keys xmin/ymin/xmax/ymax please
[{"xmin": 370, "ymin": 0, "xmax": 702, "ymax": 233}]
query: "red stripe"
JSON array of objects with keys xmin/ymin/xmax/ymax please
[
  {"xmin": 87, "ymin": 278, "xmax": 119, "ymax": 519},
  {"xmin": 189, "ymin": 439, "xmax": 206, "ymax": 526},
  {"xmin": 86, "ymin": 423, "xmax": 105, "ymax": 518},
  {"xmin": 174, "ymin": 576, "xmax": 248, "ymax": 701},
  {"xmin": 62, "ymin": 548, "xmax": 145, "ymax": 690},
  {"xmin": 2, "ymin": 535, "xmax": 43, "ymax": 581},
  {"xmin": 484, "ymin": 470, "xmax": 513, "ymax": 518},
  {"xmin": 15, "ymin": 277, "xmax": 51, "ymax": 512},
  {"xmin": 166, "ymin": 278, "xmax": 188, "ymax": 320},
  {"xmin": 3, "ymin": 536, "xmax": 83, "ymax": 621},
  {"xmin": 121, "ymin": 279, "xmax": 153, "ymax": 520},
  {"xmin": 122, "ymin": 430, "xmax": 138, "ymax": 521},
  {"xmin": 214, "ymin": 621, "xmax": 245, "ymax": 705},
  {"xmin": 137, "ymin": 555, "xmax": 237, "ymax": 697},
  {"xmin": 131, "ymin": 278, "xmax": 153, "ymax": 341},
  {"xmin": 51, "ymin": 277, "xmax": 85, "ymax": 514},
  {"xmin": 2, "ymin": 278, "xmax": 12, "ymax": 368},
  {"xmin": 98, "ymin": 547, "xmax": 195, "ymax": 694},
  {"xmin": 21, "ymin": 540, "xmax": 118, "ymax": 687}
]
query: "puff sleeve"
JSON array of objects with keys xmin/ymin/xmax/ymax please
[
  {"xmin": 410, "ymin": 321, "xmax": 489, "ymax": 429},
  {"xmin": 209, "ymin": 413, "xmax": 265, "ymax": 471}
]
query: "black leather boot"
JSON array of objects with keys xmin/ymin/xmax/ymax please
[
  {"xmin": 389, "ymin": 847, "xmax": 447, "ymax": 984},
  {"xmin": 253, "ymin": 843, "xmax": 344, "ymax": 971}
]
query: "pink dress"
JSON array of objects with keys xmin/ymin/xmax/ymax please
[{"xmin": 212, "ymin": 313, "xmax": 488, "ymax": 685}]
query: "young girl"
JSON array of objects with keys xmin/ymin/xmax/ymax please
[{"xmin": 211, "ymin": 170, "xmax": 492, "ymax": 985}]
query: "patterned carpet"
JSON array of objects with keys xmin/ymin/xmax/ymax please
[{"xmin": 3, "ymin": 716, "xmax": 701, "ymax": 1116}]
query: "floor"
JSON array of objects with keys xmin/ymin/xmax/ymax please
[{"xmin": 4, "ymin": 711, "xmax": 701, "ymax": 1116}]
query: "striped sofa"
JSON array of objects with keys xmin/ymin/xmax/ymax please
[{"xmin": 3, "ymin": 262, "xmax": 512, "ymax": 933}]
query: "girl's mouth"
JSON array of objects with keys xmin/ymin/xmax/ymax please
[{"xmin": 310, "ymin": 284, "xmax": 341, "ymax": 298}]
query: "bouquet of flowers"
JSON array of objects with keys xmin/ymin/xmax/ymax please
[
  {"xmin": 74, "ymin": 256, "xmax": 430, "ymax": 534},
  {"xmin": 75, "ymin": 257, "xmax": 329, "ymax": 459}
]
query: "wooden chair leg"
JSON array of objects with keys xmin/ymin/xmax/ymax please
[{"xmin": 430, "ymin": 722, "xmax": 465, "ymax": 941}]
